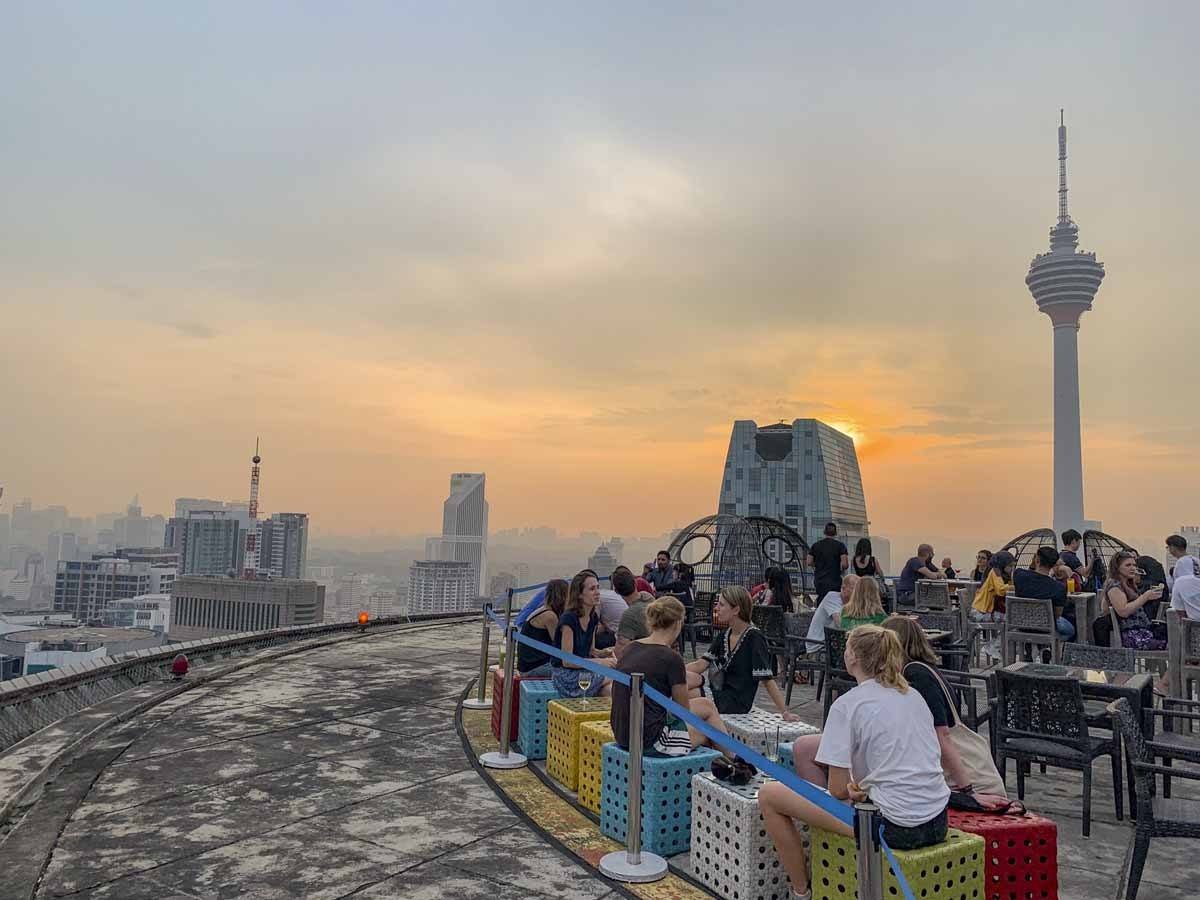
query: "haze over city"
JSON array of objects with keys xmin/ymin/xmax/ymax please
[{"xmin": 4, "ymin": 3, "xmax": 1198, "ymax": 555}]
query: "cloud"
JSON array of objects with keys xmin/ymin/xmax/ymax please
[{"xmin": 168, "ymin": 321, "xmax": 219, "ymax": 339}]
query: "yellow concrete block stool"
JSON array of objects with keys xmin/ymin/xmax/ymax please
[
  {"xmin": 577, "ymin": 720, "xmax": 615, "ymax": 813},
  {"xmin": 810, "ymin": 825, "xmax": 985, "ymax": 900},
  {"xmin": 546, "ymin": 697, "xmax": 611, "ymax": 791}
]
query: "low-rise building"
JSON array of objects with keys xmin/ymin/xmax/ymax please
[
  {"xmin": 0, "ymin": 624, "xmax": 164, "ymax": 676},
  {"xmin": 101, "ymin": 593, "xmax": 172, "ymax": 636},
  {"xmin": 169, "ymin": 575, "xmax": 325, "ymax": 640}
]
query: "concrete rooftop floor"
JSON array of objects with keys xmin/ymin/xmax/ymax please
[{"xmin": 0, "ymin": 620, "xmax": 1191, "ymax": 899}]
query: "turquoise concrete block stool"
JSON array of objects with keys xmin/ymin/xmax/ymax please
[
  {"xmin": 600, "ymin": 743, "xmax": 720, "ymax": 857},
  {"xmin": 777, "ymin": 742, "xmax": 795, "ymax": 772},
  {"xmin": 516, "ymin": 678, "xmax": 560, "ymax": 760}
]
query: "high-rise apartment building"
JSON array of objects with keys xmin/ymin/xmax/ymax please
[
  {"xmin": 165, "ymin": 511, "xmax": 243, "ymax": 576},
  {"xmin": 717, "ymin": 419, "xmax": 869, "ymax": 547},
  {"xmin": 407, "ymin": 560, "xmax": 474, "ymax": 615},
  {"xmin": 431, "ymin": 473, "xmax": 488, "ymax": 595},
  {"xmin": 608, "ymin": 538, "xmax": 625, "ymax": 567},
  {"xmin": 169, "ymin": 575, "xmax": 325, "ymax": 640},
  {"xmin": 258, "ymin": 513, "xmax": 309, "ymax": 579},
  {"xmin": 53, "ymin": 558, "xmax": 175, "ymax": 621}
]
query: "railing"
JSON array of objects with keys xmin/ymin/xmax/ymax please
[{"xmin": 0, "ymin": 612, "xmax": 471, "ymax": 753}]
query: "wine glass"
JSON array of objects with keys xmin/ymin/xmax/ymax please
[{"xmin": 577, "ymin": 671, "xmax": 593, "ymax": 695}]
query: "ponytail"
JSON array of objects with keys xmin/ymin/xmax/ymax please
[{"xmin": 846, "ymin": 625, "xmax": 909, "ymax": 692}]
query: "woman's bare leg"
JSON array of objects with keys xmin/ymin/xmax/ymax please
[
  {"xmin": 685, "ymin": 696, "xmax": 733, "ymax": 757},
  {"xmin": 759, "ymin": 781, "xmax": 853, "ymax": 894},
  {"xmin": 791, "ymin": 734, "xmax": 826, "ymax": 786}
]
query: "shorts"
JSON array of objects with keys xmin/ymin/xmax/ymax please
[
  {"xmin": 551, "ymin": 666, "xmax": 605, "ymax": 698},
  {"xmin": 881, "ymin": 805, "xmax": 948, "ymax": 850},
  {"xmin": 518, "ymin": 662, "xmax": 552, "ymax": 679},
  {"xmin": 649, "ymin": 717, "xmax": 694, "ymax": 757}
]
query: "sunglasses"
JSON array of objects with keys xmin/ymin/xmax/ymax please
[{"xmin": 711, "ymin": 756, "xmax": 758, "ymax": 786}]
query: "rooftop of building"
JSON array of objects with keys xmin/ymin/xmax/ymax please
[{"xmin": 2, "ymin": 624, "xmax": 159, "ymax": 644}]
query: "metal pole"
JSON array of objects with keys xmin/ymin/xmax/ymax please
[
  {"xmin": 854, "ymin": 801, "xmax": 884, "ymax": 900},
  {"xmin": 462, "ymin": 602, "xmax": 493, "ymax": 710},
  {"xmin": 480, "ymin": 589, "xmax": 527, "ymax": 769},
  {"xmin": 599, "ymin": 673, "xmax": 667, "ymax": 882}
]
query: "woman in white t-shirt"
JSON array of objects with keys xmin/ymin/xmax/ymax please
[{"xmin": 758, "ymin": 625, "xmax": 950, "ymax": 900}]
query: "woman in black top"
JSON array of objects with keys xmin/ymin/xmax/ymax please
[
  {"xmin": 969, "ymin": 550, "xmax": 993, "ymax": 582},
  {"xmin": 611, "ymin": 596, "xmax": 730, "ymax": 756},
  {"xmin": 686, "ymin": 586, "xmax": 799, "ymax": 718},
  {"xmin": 761, "ymin": 567, "xmax": 796, "ymax": 613},
  {"xmin": 851, "ymin": 538, "xmax": 881, "ymax": 578},
  {"xmin": 551, "ymin": 571, "xmax": 615, "ymax": 697},
  {"xmin": 517, "ymin": 579, "xmax": 568, "ymax": 677}
]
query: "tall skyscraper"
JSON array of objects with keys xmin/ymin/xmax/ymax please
[
  {"xmin": 1026, "ymin": 112, "xmax": 1105, "ymax": 537},
  {"xmin": 433, "ymin": 473, "xmax": 488, "ymax": 595},
  {"xmin": 717, "ymin": 419, "xmax": 868, "ymax": 547},
  {"xmin": 165, "ymin": 510, "xmax": 243, "ymax": 575},
  {"xmin": 407, "ymin": 559, "xmax": 475, "ymax": 615},
  {"xmin": 258, "ymin": 512, "xmax": 309, "ymax": 579}
]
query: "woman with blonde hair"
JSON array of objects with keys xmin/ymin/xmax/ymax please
[
  {"xmin": 760, "ymin": 626, "xmax": 949, "ymax": 900},
  {"xmin": 836, "ymin": 576, "xmax": 887, "ymax": 631},
  {"xmin": 686, "ymin": 585, "xmax": 798, "ymax": 720},
  {"xmin": 611, "ymin": 596, "xmax": 731, "ymax": 757}
]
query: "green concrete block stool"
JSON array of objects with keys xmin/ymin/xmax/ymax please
[{"xmin": 810, "ymin": 825, "xmax": 985, "ymax": 900}]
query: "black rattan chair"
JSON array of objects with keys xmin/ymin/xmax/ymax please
[
  {"xmin": 916, "ymin": 579, "xmax": 952, "ymax": 611},
  {"xmin": 821, "ymin": 627, "xmax": 854, "ymax": 723},
  {"xmin": 995, "ymin": 668, "xmax": 1123, "ymax": 836},
  {"xmin": 783, "ymin": 611, "xmax": 825, "ymax": 704},
  {"xmin": 685, "ymin": 591, "xmax": 715, "ymax": 659},
  {"xmin": 1110, "ymin": 698, "xmax": 1200, "ymax": 900},
  {"xmin": 1003, "ymin": 596, "xmax": 1063, "ymax": 665},
  {"xmin": 752, "ymin": 605, "xmax": 788, "ymax": 655},
  {"xmin": 1061, "ymin": 644, "xmax": 1137, "ymax": 730},
  {"xmin": 1151, "ymin": 697, "xmax": 1200, "ymax": 800}
]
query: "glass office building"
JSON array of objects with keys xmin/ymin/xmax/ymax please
[{"xmin": 716, "ymin": 419, "xmax": 869, "ymax": 547}]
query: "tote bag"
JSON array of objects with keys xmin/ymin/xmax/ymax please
[{"xmin": 910, "ymin": 661, "xmax": 1007, "ymax": 798}]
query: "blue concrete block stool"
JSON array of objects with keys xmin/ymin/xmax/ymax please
[
  {"xmin": 600, "ymin": 743, "xmax": 720, "ymax": 857},
  {"xmin": 777, "ymin": 741, "xmax": 795, "ymax": 773},
  {"xmin": 516, "ymin": 678, "xmax": 560, "ymax": 760}
]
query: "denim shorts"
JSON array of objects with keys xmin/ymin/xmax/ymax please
[{"xmin": 880, "ymin": 805, "xmax": 948, "ymax": 850}]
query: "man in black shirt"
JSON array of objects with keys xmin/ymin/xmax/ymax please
[
  {"xmin": 806, "ymin": 522, "xmax": 849, "ymax": 601},
  {"xmin": 1013, "ymin": 546, "xmax": 1074, "ymax": 641}
]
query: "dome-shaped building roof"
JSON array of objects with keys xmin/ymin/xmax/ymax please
[{"xmin": 667, "ymin": 514, "xmax": 809, "ymax": 596}]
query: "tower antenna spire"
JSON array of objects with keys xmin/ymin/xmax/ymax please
[
  {"xmin": 243, "ymin": 438, "xmax": 262, "ymax": 578},
  {"xmin": 1057, "ymin": 109, "xmax": 1070, "ymax": 225}
]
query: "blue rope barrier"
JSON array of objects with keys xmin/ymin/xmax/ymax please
[{"xmin": 482, "ymin": 598, "xmax": 916, "ymax": 898}]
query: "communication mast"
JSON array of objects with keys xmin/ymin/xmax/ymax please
[{"xmin": 242, "ymin": 439, "xmax": 262, "ymax": 578}]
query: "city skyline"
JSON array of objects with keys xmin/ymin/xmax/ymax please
[{"xmin": 4, "ymin": 5, "xmax": 1199, "ymax": 546}]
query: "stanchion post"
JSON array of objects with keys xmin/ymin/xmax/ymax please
[
  {"xmin": 599, "ymin": 673, "xmax": 668, "ymax": 883},
  {"xmin": 480, "ymin": 589, "xmax": 527, "ymax": 770},
  {"xmin": 854, "ymin": 801, "xmax": 884, "ymax": 900},
  {"xmin": 462, "ymin": 602, "xmax": 493, "ymax": 710}
]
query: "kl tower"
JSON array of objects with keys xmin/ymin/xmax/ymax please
[{"xmin": 1025, "ymin": 111, "xmax": 1105, "ymax": 537}]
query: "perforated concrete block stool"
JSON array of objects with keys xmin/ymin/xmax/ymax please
[
  {"xmin": 722, "ymin": 708, "xmax": 820, "ymax": 758},
  {"xmin": 810, "ymin": 825, "xmax": 984, "ymax": 900},
  {"xmin": 691, "ymin": 772, "xmax": 810, "ymax": 900},
  {"xmin": 577, "ymin": 720, "xmax": 615, "ymax": 813},
  {"xmin": 776, "ymin": 743, "xmax": 795, "ymax": 773},
  {"xmin": 600, "ymin": 744, "xmax": 720, "ymax": 857},
  {"xmin": 546, "ymin": 697, "xmax": 612, "ymax": 790},
  {"xmin": 516, "ymin": 678, "xmax": 560, "ymax": 760},
  {"xmin": 490, "ymin": 665, "xmax": 549, "ymax": 743},
  {"xmin": 948, "ymin": 809, "xmax": 1058, "ymax": 900}
]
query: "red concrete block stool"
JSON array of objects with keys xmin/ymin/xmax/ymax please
[
  {"xmin": 490, "ymin": 665, "xmax": 548, "ymax": 743},
  {"xmin": 948, "ymin": 809, "xmax": 1058, "ymax": 900}
]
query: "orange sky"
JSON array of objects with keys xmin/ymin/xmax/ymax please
[{"xmin": 3, "ymin": 5, "xmax": 1198, "ymax": 551}]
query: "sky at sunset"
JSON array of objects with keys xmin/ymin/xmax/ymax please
[{"xmin": 3, "ymin": 2, "xmax": 1199, "ymax": 554}]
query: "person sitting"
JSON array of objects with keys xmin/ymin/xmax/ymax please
[
  {"xmin": 552, "ymin": 570, "xmax": 616, "ymax": 698},
  {"xmin": 514, "ymin": 568, "xmax": 597, "ymax": 629},
  {"xmin": 760, "ymin": 566, "xmax": 797, "ymax": 613},
  {"xmin": 646, "ymin": 550, "xmax": 675, "ymax": 592},
  {"xmin": 836, "ymin": 576, "xmax": 887, "ymax": 631},
  {"xmin": 1012, "ymin": 546, "xmax": 1075, "ymax": 641},
  {"xmin": 657, "ymin": 561, "xmax": 697, "ymax": 609},
  {"xmin": 806, "ymin": 574, "xmax": 860, "ymax": 653},
  {"xmin": 896, "ymin": 544, "xmax": 944, "ymax": 606},
  {"xmin": 750, "ymin": 566, "xmax": 773, "ymax": 601},
  {"xmin": 611, "ymin": 596, "xmax": 731, "ymax": 757},
  {"xmin": 883, "ymin": 616, "xmax": 1006, "ymax": 797},
  {"xmin": 517, "ymin": 578, "xmax": 568, "ymax": 677},
  {"xmin": 1172, "ymin": 566, "xmax": 1200, "ymax": 621},
  {"xmin": 1104, "ymin": 551, "xmax": 1167, "ymax": 652},
  {"xmin": 614, "ymin": 582, "xmax": 656, "ymax": 659},
  {"xmin": 596, "ymin": 566, "xmax": 637, "ymax": 649},
  {"xmin": 760, "ymin": 626, "xmax": 950, "ymax": 900},
  {"xmin": 942, "ymin": 558, "xmax": 957, "ymax": 579},
  {"xmin": 634, "ymin": 574, "xmax": 657, "ymax": 596},
  {"xmin": 971, "ymin": 551, "xmax": 1014, "ymax": 659},
  {"xmin": 686, "ymin": 586, "xmax": 799, "ymax": 720},
  {"xmin": 968, "ymin": 550, "xmax": 992, "ymax": 582}
]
